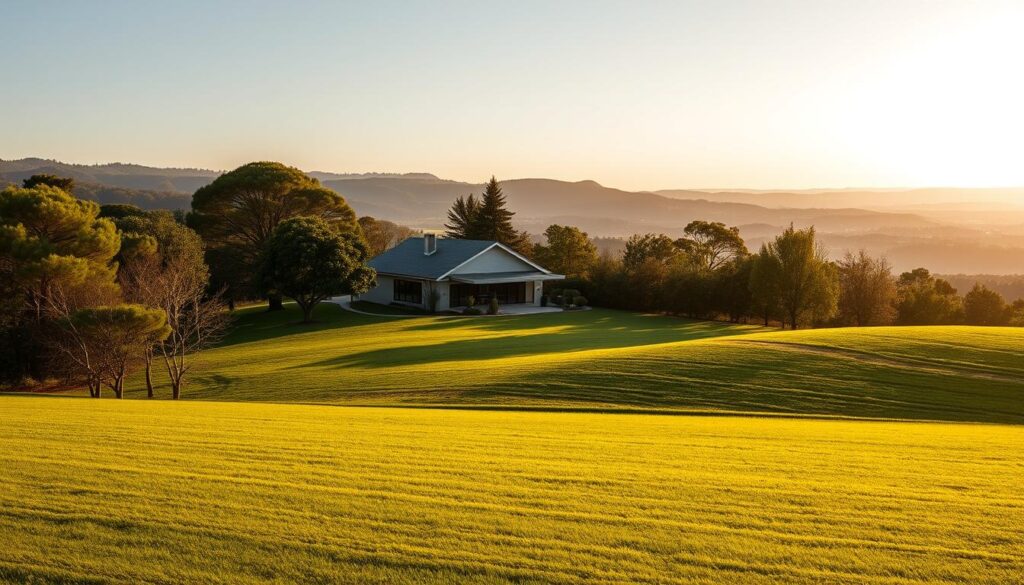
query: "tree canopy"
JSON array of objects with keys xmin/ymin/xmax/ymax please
[
  {"xmin": 762, "ymin": 225, "xmax": 837, "ymax": 329},
  {"xmin": 189, "ymin": 162, "xmax": 360, "ymax": 308},
  {"xmin": 442, "ymin": 178, "xmax": 530, "ymax": 254},
  {"xmin": 533, "ymin": 225, "xmax": 598, "ymax": 279},
  {"xmin": 674, "ymin": 221, "xmax": 747, "ymax": 272},
  {"xmin": 258, "ymin": 216, "xmax": 376, "ymax": 323}
]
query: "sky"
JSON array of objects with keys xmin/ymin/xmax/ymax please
[{"xmin": 3, "ymin": 0, "xmax": 1024, "ymax": 191}]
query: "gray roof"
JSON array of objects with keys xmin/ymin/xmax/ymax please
[
  {"xmin": 451, "ymin": 271, "xmax": 564, "ymax": 284},
  {"xmin": 368, "ymin": 237, "xmax": 497, "ymax": 280}
]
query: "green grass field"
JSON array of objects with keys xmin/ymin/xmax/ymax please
[
  {"xmin": 117, "ymin": 303, "xmax": 1024, "ymax": 424},
  {"xmin": 6, "ymin": 304, "xmax": 1023, "ymax": 583},
  {"xmin": 2, "ymin": 397, "xmax": 1022, "ymax": 585}
]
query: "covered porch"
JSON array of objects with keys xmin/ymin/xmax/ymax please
[{"xmin": 447, "ymin": 271, "xmax": 564, "ymax": 308}]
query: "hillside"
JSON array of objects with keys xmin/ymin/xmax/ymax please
[
  {"xmin": 3, "ymin": 397, "xmax": 1020, "ymax": 584},
  {"xmin": 107, "ymin": 304, "xmax": 1024, "ymax": 424},
  {"xmin": 5, "ymin": 158, "xmax": 1023, "ymax": 273}
]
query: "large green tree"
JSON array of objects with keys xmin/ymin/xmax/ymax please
[
  {"xmin": 189, "ymin": 162, "xmax": 360, "ymax": 310},
  {"xmin": 442, "ymin": 178, "xmax": 530, "ymax": 254},
  {"xmin": 895, "ymin": 269, "xmax": 963, "ymax": 325},
  {"xmin": 674, "ymin": 221, "xmax": 748, "ymax": 272},
  {"xmin": 749, "ymin": 244, "xmax": 783, "ymax": 326},
  {"xmin": 963, "ymin": 284, "xmax": 1009, "ymax": 326},
  {"xmin": 622, "ymin": 233, "xmax": 679, "ymax": 270},
  {"xmin": 764, "ymin": 225, "xmax": 837, "ymax": 329},
  {"xmin": 836, "ymin": 250, "xmax": 897, "ymax": 326},
  {"xmin": 258, "ymin": 216, "xmax": 376, "ymax": 323},
  {"xmin": 444, "ymin": 194, "xmax": 481, "ymax": 239},
  {"xmin": 533, "ymin": 225, "xmax": 598, "ymax": 279},
  {"xmin": 0, "ymin": 184, "xmax": 121, "ymax": 381},
  {"xmin": 358, "ymin": 216, "xmax": 415, "ymax": 258}
]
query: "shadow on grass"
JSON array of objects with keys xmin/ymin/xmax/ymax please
[
  {"xmin": 289, "ymin": 309, "xmax": 762, "ymax": 370},
  {"xmin": 216, "ymin": 302, "xmax": 385, "ymax": 348}
]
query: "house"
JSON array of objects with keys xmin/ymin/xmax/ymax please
[{"xmin": 360, "ymin": 234, "xmax": 565, "ymax": 311}]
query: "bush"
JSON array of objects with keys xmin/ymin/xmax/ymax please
[
  {"xmin": 487, "ymin": 298, "xmax": 500, "ymax": 315},
  {"xmin": 466, "ymin": 295, "xmax": 476, "ymax": 308},
  {"xmin": 560, "ymin": 289, "xmax": 580, "ymax": 308},
  {"xmin": 462, "ymin": 307, "xmax": 482, "ymax": 315},
  {"xmin": 573, "ymin": 296, "xmax": 588, "ymax": 307}
]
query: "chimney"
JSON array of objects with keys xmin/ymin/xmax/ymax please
[{"xmin": 424, "ymin": 233, "xmax": 437, "ymax": 256}]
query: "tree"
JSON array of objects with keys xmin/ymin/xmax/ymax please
[
  {"xmin": 963, "ymin": 284, "xmax": 1009, "ymax": 326},
  {"xmin": 116, "ymin": 211, "xmax": 229, "ymax": 399},
  {"xmin": 444, "ymin": 194, "xmax": 481, "ymax": 239},
  {"xmin": 1008, "ymin": 299, "xmax": 1024, "ymax": 327},
  {"xmin": 56, "ymin": 305, "xmax": 170, "ymax": 398},
  {"xmin": 749, "ymin": 244, "xmax": 782, "ymax": 326},
  {"xmin": 475, "ymin": 177, "xmax": 518, "ymax": 242},
  {"xmin": 533, "ymin": 225, "xmax": 598, "ymax": 279},
  {"xmin": 358, "ymin": 216, "xmax": 415, "ymax": 257},
  {"xmin": 622, "ymin": 233, "xmax": 678, "ymax": 270},
  {"xmin": 23, "ymin": 174, "xmax": 74, "ymax": 192},
  {"xmin": 259, "ymin": 216, "xmax": 377, "ymax": 323},
  {"xmin": 0, "ymin": 185, "xmax": 121, "ymax": 381},
  {"xmin": 674, "ymin": 221, "xmax": 748, "ymax": 272},
  {"xmin": 836, "ymin": 250, "xmax": 897, "ymax": 326},
  {"xmin": 764, "ymin": 225, "xmax": 837, "ymax": 329},
  {"xmin": 189, "ymin": 162, "xmax": 360, "ymax": 310},
  {"xmin": 895, "ymin": 269, "xmax": 963, "ymax": 325}
]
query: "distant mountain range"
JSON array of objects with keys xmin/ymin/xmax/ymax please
[{"xmin": 3, "ymin": 158, "xmax": 1023, "ymax": 275}]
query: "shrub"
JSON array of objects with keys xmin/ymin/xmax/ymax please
[
  {"xmin": 560, "ymin": 289, "xmax": 580, "ymax": 308},
  {"xmin": 466, "ymin": 295, "xmax": 476, "ymax": 308},
  {"xmin": 573, "ymin": 296, "xmax": 588, "ymax": 307},
  {"xmin": 487, "ymin": 298, "xmax": 500, "ymax": 315},
  {"xmin": 462, "ymin": 307, "xmax": 482, "ymax": 315}
]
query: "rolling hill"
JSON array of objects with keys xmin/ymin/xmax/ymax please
[{"xmin": 101, "ymin": 303, "xmax": 1024, "ymax": 425}]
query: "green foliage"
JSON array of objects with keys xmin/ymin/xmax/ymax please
[
  {"xmin": 189, "ymin": 162, "xmax": 360, "ymax": 305},
  {"xmin": 0, "ymin": 185, "xmax": 121, "ymax": 381},
  {"xmin": 622, "ymin": 233, "xmax": 678, "ymax": 269},
  {"xmin": 258, "ymin": 216, "xmax": 376, "ymax": 322},
  {"xmin": 572, "ymin": 295, "xmax": 587, "ymax": 307},
  {"xmin": 443, "ymin": 193, "xmax": 481, "ymax": 239},
  {"xmin": 532, "ymin": 224, "xmax": 598, "ymax": 278},
  {"xmin": 836, "ymin": 250, "xmax": 897, "ymax": 326},
  {"xmin": 22, "ymin": 173, "xmax": 74, "ymax": 192},
  {"xmin": 487, "ymin": 297, "xmax": 500, "ymax": 315},
  {"xmin": 98, "ymin": 203, "xmax": 147, "ymax": 220},
  {"xmin": 61, "ymin": 304, "xmax": 171, "ymax": 397},
  {"xmin": 963, "ymin": 284, "xmax": 1009, "ymax": 326},
  {"xmin": 762, "ymin": 225, "xmax": 837, "ymax": 329},
  {"xmin": 674, "ymin": 220, "xmax": 747, "ymax": 272},
  {"xmin": 896, "ymin": 268, "xmax": 963, "ymax": 325},
  {"xmin": 357, "ymin": 216, "xmax": 415, "ymax": 257},
  {"xmin": 442, "ymin": 178, "xmax": 531, "ymax": 253}
]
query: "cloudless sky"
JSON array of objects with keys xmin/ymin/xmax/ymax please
[{"xmin": 3, "ymin": 0, "xmax": 1023, "ymax": 190}]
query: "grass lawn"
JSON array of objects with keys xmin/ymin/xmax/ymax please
[
  {"xmin": 110, "ymin": 303, "xmax": 1024, "ymax": 424},
  {"xmin": 1, "ymin": 396, "xmax": 1021, "ymax": 585}
]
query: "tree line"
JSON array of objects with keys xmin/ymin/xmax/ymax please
[
  {"xmin": 438, "ymin": 183, "xmax": 1024, "ymax": 328},
  {"xmin": 1, "ymin": 162, "xmax": 380, "ymax": 396}
]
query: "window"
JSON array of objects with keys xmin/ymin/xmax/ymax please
[
  {"xmin": 394, "ymin": 279, "xmax": 422, "ymax": 304},
  {"xmin": 450, "ymin": 283, "xmax": 527, "ymax": 306}
]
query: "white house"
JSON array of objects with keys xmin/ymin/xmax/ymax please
[{"xmin": 359, "ymin": 234, "xmax": 564, "ymax": 311}]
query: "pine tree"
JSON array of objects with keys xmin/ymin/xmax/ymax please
[
  {"xmin": 474, "ymin": 177, "xmax": 517, "ymax": 243},
  {"xmin": 444, "ymin": 194, "xmax": 480, "ymax": 239}
]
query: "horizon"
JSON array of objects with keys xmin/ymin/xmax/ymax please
[
  {"xmin": 4, "ymin": 1, "xmax": 1024, "ymax": 193},
  {"xmin": 7, "ymin": 155, "xmax": 1024, "ymax": 196}
]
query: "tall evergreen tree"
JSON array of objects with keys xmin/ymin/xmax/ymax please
[
  {"xmin": 443, "ymin": 194, "xmax": 480, "ymax": 239},
  {"xmin": 474, "ymin": 177, "xmax": 517, "ymax": 243}
]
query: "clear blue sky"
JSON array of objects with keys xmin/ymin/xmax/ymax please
[{"xmin": 4, "ymin": 0, "xmax": 1023, "ymax": 190}]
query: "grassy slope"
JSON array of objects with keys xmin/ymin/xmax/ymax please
[
  {"xmin": 123, "ymin": 304, "xmax": 1024, "ymax": 424},
  {"xmin": 2, "ymin": 397, "xmax": 1022, "ymax": 585}
]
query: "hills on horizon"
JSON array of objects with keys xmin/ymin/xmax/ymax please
[{"xmin": 3, "ymin": 157, "xmax": 1023, "ymax": 275}]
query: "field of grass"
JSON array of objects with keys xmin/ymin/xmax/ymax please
[
  {"xmin": 113, "ymin": 303, "xmax": 1024, "ymax": 424},
  {"xmin": 2, "ymin": 396, "xmax": 1021, "ymax": 584}
]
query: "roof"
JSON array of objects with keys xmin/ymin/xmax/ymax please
[
  {"xmin": 451, "ymin": 271, "xmax": 565, "ymax": 284},
  {"xmin": 368, "ymin": 238, "xmax": 498, "ymax": 280}
]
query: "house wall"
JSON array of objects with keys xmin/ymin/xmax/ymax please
[
  {"xmin": 361, "ymin": 276, "xmax": 451, "ymax": 311},
  {"xmin": 451, "ymin": 247, "xmax": 534, "ymax": 275}
]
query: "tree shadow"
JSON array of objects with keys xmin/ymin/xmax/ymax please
[{"xmin": 216, "ymin": 302, "xmax": 379, "ymax": 348}]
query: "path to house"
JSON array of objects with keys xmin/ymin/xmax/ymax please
[{"xmin": 327, "ymin": 295, "xmax": 568, "ymax": 318}]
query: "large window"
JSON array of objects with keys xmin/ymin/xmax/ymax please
[
  {"xmin": 394, "ymin": 279, "xmax": 422, "ymax": 304},
  {"xmin": 450, "ymin": 283, "xmax": 526, "ymax": 306}
]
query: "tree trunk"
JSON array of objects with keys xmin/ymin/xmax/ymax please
[
  {"xmin": 268, "ymin": 294, "xmax": 284, "ymax": 311},
  {"xmin": 301, "ymin": 303, "xmax": 314, "ymax": 323},
  {"xmin": 114, "ymin": 377, "xmax": 124, "ymax": 399},
  {"xmin": 145, "ymin": 350, "xmax": 154, "ymax": 398},
  {"xmin": 172, "ymin": 380, "xmax": 181, "ymax": 400}
]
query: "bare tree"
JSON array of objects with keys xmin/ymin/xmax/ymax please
[{"xmin": 837, "ymin": 250, "xmax": 897, "ymax": 326}]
